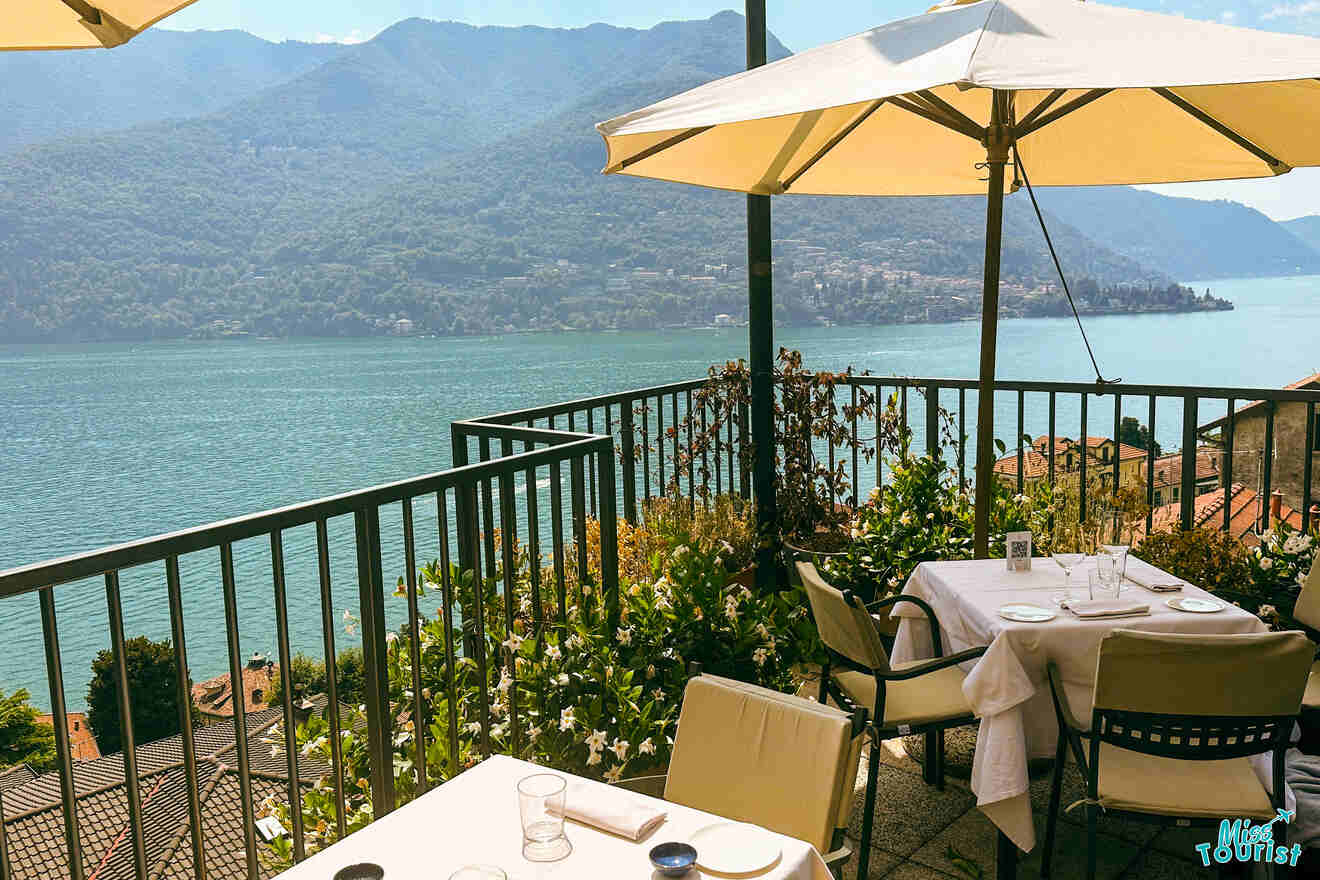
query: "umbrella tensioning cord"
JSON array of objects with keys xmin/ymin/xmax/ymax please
[{"xmin": 1011, "ymin": 145, "xmax": 1119, "ymax": 386}]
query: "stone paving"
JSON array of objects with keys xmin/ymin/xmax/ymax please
[{"xmin": 839, "ymin": 738, "xmax": 1213, "ymax": 880}]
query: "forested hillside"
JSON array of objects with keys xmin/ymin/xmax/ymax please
[{"xmin": 0, "ymin": 13, "xmax": 1306, "ymax": 341}]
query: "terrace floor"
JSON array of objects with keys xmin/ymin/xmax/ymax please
[{"xmin": 844, "ymin": 735, "xmax": 1210, "ymax": 880}]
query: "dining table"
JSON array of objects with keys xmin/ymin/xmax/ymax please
[
  {"xmin": 888, "ymin": 555, "xmax": 1271, "ymax": 878},
  {"xmin": 277, "ymin": 754, "xmax": 833, "ymax": 880}
]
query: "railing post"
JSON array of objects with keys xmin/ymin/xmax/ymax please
[
  {"xmin": 1304, "ymin": 402, "xmax": 1315, "ymax": 535},
  {"xmin": 1180, "ymin": 396, "xmax": 1198, "ymax": 530},
  {"xmin": 355, "ymin": 505, "xmax": 395, "ymax": 817},
  {"xmin": 738, "ymin": 399, "xmax": 752, "ymax": 502},
  {"xmin": 925, "ymin": 384, "xmax": 940, "ymax": 457},
  {"xmin": 597, "ymin": 442, "xmax": 620, "ymax": 631},
  {"xmin": 620, "ymin": 403, "xmax": 637, "ymax": 525},
  {"xmin": 1262, "ymin": 400, "xmax": 1276, "ymax": 531},
  {"xmin": 39, "ymin": 588, "xmax": 84, "ymax": 880},
  {"xmin": 451, "ymin": 425, "xmax": 473, "ymax": 573}
]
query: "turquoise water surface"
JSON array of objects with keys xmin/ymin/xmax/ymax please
[{"xmin": 3, "ymin": 274, "xmax": 1318, "ymax": 712}]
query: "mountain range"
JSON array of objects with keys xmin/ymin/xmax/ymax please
[{"xmin": 1, "ymin": 13, "xmax": 1318, "ymax": 342}]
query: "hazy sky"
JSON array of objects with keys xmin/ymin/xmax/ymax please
[{"xmin": 161, "ymin": 0, "xmax": 1320, "ymax": 220}]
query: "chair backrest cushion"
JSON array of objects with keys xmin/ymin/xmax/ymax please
[
  {"xmin": 664, "ymin": 675, "xmax": 857, "ymax": 853},
  {"xmin": 1294, "ymin": 554, "xmax": 1320, "ymax": 632},
  {"xmin": 797, "ymin": 561, "xmax": 891, "ymax": 672},
  {"xmin": 1093, "ymin": 629, "xmax": 1312, "ymax": 717}
]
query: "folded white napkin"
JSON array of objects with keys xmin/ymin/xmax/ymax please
[
  {"xmin": 562, "ymin": 779, "xmax": 667, "ymax": 841},
  {"xmin": 1066, "ymin": 598, "xmax": 1151, "ymax": 618},
  {"xmin": 1124, "ymin": 571, "xmax": 1182, "ymax": 592}
]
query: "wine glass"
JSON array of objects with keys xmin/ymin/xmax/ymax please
[{"xmin": 1050, "ymin": 522, "xmax": 1087, "ymax": 598}]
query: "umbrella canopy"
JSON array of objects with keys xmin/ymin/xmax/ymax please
[
  {"xmin": 598, "ymin": 0, "xmax": 1320, "ymax": 194},
  {"xmin": 5, "ymin": 0, "xmax": 199, "ymax": 50},
  {"xmin": 596, "ymin": 0, "xmax": 1320, "ymax": 563}
]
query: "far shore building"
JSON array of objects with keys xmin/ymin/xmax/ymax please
[
  {"xmin": 192, "ymin": 653, "xmax": 276, "ymax": 725},
  {"xmin": 1149, "ymin": 447, "xmax": 1221, "ymax": 508},
  {"xmin": 1199, "ymin": 372, "xmax": 1320, "ymax": 520},
  {"xmin": 993, "ymin": 435, "xmax": 1145, "ymax": 492}
]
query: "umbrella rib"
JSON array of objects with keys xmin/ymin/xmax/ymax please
[
  {"xmin": 1015, "ymin": 89, "xmax": 1112, "ymax": 138},
  {"xmin": 606, "ymin": 126, "xmax": 714, "ymax": 173},
  {"xmin": 888, "ymin": 96, "xmax": 985, "ymax": 142},
  {"xmin": 778, "ymin": 100, "xmax": 886, "ymax": 193},
  {"xmin": 1015, "ymin": 89, "xmax": 1067, "ymax": 133},
  {"xmin": 915, "ymin": 91, "xmax": 987, "ymax": 139},
  {"xmin": 1151, "ymin": 87, "xmax": 1287, "ymax": 172},
  {"xmin": 60, "ymin": 0, "xmax": 104, "ymax": 25}
]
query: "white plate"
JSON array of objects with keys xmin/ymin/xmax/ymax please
[
  {"xmin": 689, "ymin": 822, "xmax": 781, "ymax": 875},
  {"xmin": 1166, "ymin": 596, "xmax": 1223, "ymax": 613},
  {"xmin": 998, "ymin": 603, "xmax": 1057, "ymax": 622}
]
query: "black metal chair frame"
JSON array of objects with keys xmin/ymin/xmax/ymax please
[
  {"xmin": 1042, "ymin": 662, "xmax": 1295, "ymax": 880},
  {"xmin": 816, "ymin": 589, "xmax": 986, "ymax": 880},
  {"xmin": 613, "ymin": 669, "xmax": 870, "ymax": 879}
]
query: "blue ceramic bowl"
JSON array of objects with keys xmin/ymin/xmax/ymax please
[{"xmin": 649, "ymin": 841, "xmax": 698, "ymax": 877}]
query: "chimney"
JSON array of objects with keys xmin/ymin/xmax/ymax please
[
  {"xmin": 1270, "ymin": 490, "xmax": 1283, "ymax": 522},
  {"xmin": 293, "ymin": 685, "xmax": 315, "ymax": 726}
]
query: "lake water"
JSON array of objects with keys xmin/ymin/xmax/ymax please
[{"xmin": 3, "ymin": 274, "xmax": 1318, "ymax": 712}]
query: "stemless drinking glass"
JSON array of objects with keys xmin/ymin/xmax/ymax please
[
  {"xmin": 517, "ymin": 773, "xmax": 571, "ymax": 862},
  {"xmin": 1089, "ymin": 569, "xmax": 1119, "ymax": 601}
]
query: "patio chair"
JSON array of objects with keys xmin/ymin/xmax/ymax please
[
  {"xmin": 796, "ymin": 561, "xmax": 986, "ymax": 880},
  {"xmin": 613, "ymin": 673, "xmax": 867, "ymax": 878},
  {"xmin": 1290, "ymin": 554, "xmax": 1320, "ymax": 710},
  {"xmin": 1042, "ymin": 629, "xmax": 1313, "ymax": 880}
]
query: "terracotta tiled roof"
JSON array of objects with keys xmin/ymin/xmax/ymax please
[
  {"xmin": 0, "ymin": 763, "xmax": 37, "ymax": 793},
  {"xmin": 192, "ymin": 661, "xmax": 275, "ymax": 720},
  {"xmin": 1150, "ymin": 448, "xmax": 1220, "ymax": 489},
  {"xmin": 36, "ymin": 713, "xmax": 101, "ymax": 761},
  {"xmin": 2, "ymin": 695, "xmax": 334, "ymax": 880},
  {"xmin": 1135, "ymin": 483, "xmax": 1303, "ymax": 547},
  {"xmin": 1200, "ymin": 373, "xmax": 1320, "ymax": 431}
]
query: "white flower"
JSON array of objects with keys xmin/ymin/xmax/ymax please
[
  {"xmin": 385, "ymin": 631, "xmax": 397, "ymax": 644},
  {"xmin": 497, "ymin": 670, "xmax": 513, "ymax": 693},
  {"xmin": 528, "ymin": 724, "xmax": 542, "ymax": 741},
  {"xmin": 566, "ymin": 634, "xmax": 585, "ymax": 651},
  {"xmin": 1284, "ymin": 535, "xmax": 1312, "ymax": 554},
  {"xmin": 502, "ymin": 633, "xmax": 525, "ymax": 652},
  {"xmin": 616, "ymin": 627, "xmax": 632, "ymax": 646},
  {"xmin": 544, "ymin": 643, "xmax": 562, "ymax": 661},
  {"xmin": 655, "ymin": 593, "xmax": 672, "ymax": 611},
  {"xmin": 725, "ymin": 597, "xmax": 739, "ymax": 622},
  {"xmin": 559, "ymin": 708, "xmax": 576, "ymax": 731},
  {"xmin": 603, "ymin": 765, "xmax": 624, "ymax": 783},
  {"xmin": 554, "ymin": 673, "xmax": 570, "ymax": 687},
  {"xmin": 585, "ymin": 729, "xmax": 608, "ymax": 750},
  {"xmin": 753, "ymin": 647, "xmax": 770, "ymax": 666},
  {"xmin": 342, "ymin": 609, "xmax": 353, "ymax": 622},
  {"xmin": 652, "ymin": 688, "xmax": 666, "ymax": 702},
  {"xmin": 1259, "ymin": 604, "xmax": 1278, "ymax": 619},
  {"xmin": 586, "ymin": 748, "xmax": 602, "ymax": 766},
  {"xmin": 1260, "ymin": 557, "xmax": 1274, "ymax": 570},
  {"xmin": 610, "ymin": 738, "xmax": 630, "ymax": 760},
  {"xmin": 900, "ymin": 511, "xmax": 913, "ymax": 526},
  {"xmin": 464, "ymin": 721, "xmax": 482, "ymax": 735},
  {"xmin": 638, "ymin": 737, "xmax": 656, "ymax": 756},
  {"xmin": 671, "ymin": 544, "xmax": 690, "ymax": 560},
  {"xmin": 490, "ymin": 722, "xmax": 508, "ymax": 739}
]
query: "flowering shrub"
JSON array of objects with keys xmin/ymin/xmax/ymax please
[
  {"xmin": 1248, "ymin": 524, "xmax": 1317, "ymax": 628},
  {"xmin": 260, "ymin": 499, "xmax": 814, "ymax": 864},
  {"xmin": 1132, "ymin": 526, "xmax": 1254, "ymax": 595}
]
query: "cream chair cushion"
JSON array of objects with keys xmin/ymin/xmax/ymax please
[
  {"xmin": 1096, "ymin": 743, "xmax": 1274, "ymax": 820},
  {"xmin": 665, "ymin": 675, "xmax": 855, "ymax": 854},
  {"xmin": 797, "ymin": 561, "xmax": 891, "ymax": 672},
  {"xmin": 833, "ymin": 661, "xmax": 974, "ymax": 729},
  {"xmin": 1294, "ymin": 554, "xmax": 1320, "ymax": 632},
  {"xmin": 1305, "ymin": 659, "xmax": 1320, "ymax": 709},
  {"xmin": 1094, "ymin": 629, "xmax": 1312, "ymax": 717}
]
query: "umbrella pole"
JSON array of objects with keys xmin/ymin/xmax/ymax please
[
  {"xmin": 973, "ymin": 91, "xmax": 1012, "ymax": 558},
  {"xmin": 746, "ymin": 0, "xmax": 779, "ymax": 591}
]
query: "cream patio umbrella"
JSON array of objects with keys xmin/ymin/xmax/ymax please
[
  {"xmin": 4, "ymin": 0, "xmax": 199, "ymax": 50},
  {"xmin": 597, "ymin": 0, "xmax": 1320, "ymax": 557}
]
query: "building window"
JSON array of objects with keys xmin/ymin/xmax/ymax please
[{"xmin": 1172, "ymin": 486, "xmax": 1181, "ymax": 501}]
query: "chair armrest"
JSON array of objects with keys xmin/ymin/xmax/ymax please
[
  {"xmin": 1046, "ymin": 662, "xmax": 1086, "ymax": 734},
  {"xmin": 880, "ymin": 646, "xmax": 986, "ymax": 681},
  {"xmin": 866, "ymin": 594, "xmax": 944, "ymax": 657},
  {"xmin": 820, "ymin": 844, "xmax": 852, "ymax": 868}
]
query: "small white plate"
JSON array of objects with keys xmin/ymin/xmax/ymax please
[
  {"xmin": 689, "ymin": 822, "xmax": 781, "ymax": 875},
  {"xmin": 1166, "ymin": 596, "xmax": 1223, "ymax": 613},
  {"xmin": 998, "ymin": 603, "xmax": 1057, "ymax": 622}
]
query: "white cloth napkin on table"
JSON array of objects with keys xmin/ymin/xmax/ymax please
[
  {"xmin": 1065, "ymin": 598, "xmax": 1151, "ymax": 618},
  {"xmin": 1124, "ymin": 570, "xmax": 1182, "ymax": 592},
  {"xmin": 561, "ymin": 778, "xmax": 667, "ymax": 841}
]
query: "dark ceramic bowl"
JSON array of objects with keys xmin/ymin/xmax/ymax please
[
  {"xmin": 649, "ymin": 841, "xmax": 698, "ymax": 877},
  {"xmin": 332, "ymin": 864, "xmax": 383, "ymax": 880}
]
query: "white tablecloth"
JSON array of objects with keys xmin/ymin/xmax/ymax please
[
  {"xmin": 276, "ymin": 755, "xmax": 831, "ymax": 880},
  {"xmin": 890, "ymin": 557, "xmax": 1268, "ymax": 852}
]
